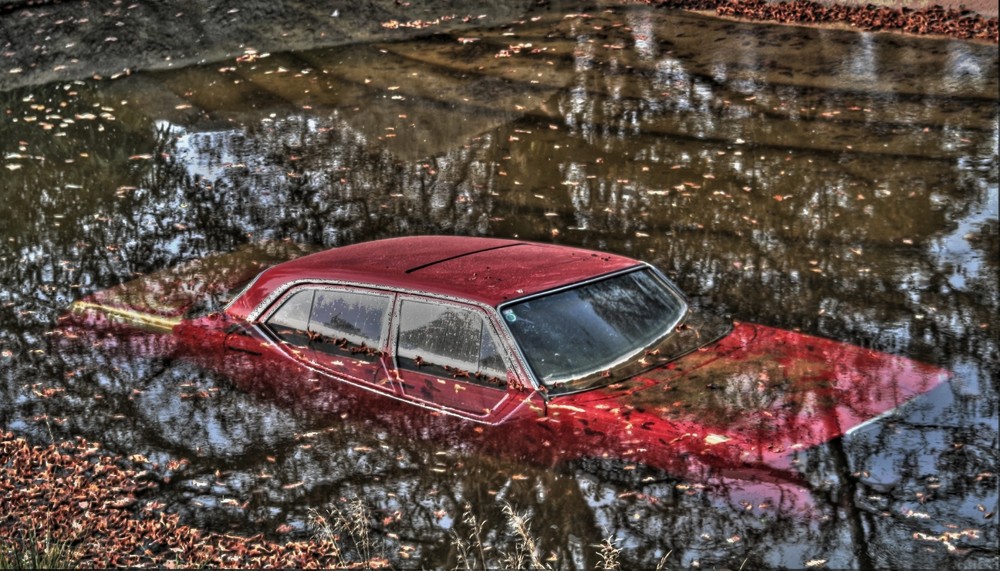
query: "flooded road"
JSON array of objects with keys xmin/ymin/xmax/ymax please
[{"xmin": 1, "ymin": 2, "xmax": 997, "ymax": 568}]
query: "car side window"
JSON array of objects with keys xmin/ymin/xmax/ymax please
[
  {"xmin": 396, "ymin": 299, "xmax": 506, "ymax": 384},
  {"xmin": 265, "ymin": 289, "xmax": 314, "ymax": 347},
  {"xmin": 310, "ymin": 289, "xmax": 390, "ymax": 361},
  {"xmin": 264, "ymin": 288, "xmax": 389, "ymax": 362}
]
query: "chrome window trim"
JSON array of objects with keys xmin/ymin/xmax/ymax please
[{"xmin": 244, "ymin": 278, "xmax": 540, "ymax": 392}]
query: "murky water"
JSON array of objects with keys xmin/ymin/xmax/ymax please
[{"xmin": 2, "ymin": 4, "xmax": 997, "ymax": 569}]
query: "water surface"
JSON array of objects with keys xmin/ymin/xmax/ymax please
[{"xmin": 1, "ymin": 5, "xmax": 997, "ymax": 569}]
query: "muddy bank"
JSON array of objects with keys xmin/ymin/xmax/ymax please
[
  {"xmin": 652, "ymin": 0, "xmax": 998, "ymax": 41},
  {"xmin": 0, "ymin": 0, "xmax": 544, "ymax": 92},
  {"xmin": 2, "ymin": 1, "xmax": 996, "ymax": 92}
]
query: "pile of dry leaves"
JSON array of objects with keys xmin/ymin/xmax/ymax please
[{"xmin": 652, "ymin": 0, "xmax": 998, "ymax": 41}]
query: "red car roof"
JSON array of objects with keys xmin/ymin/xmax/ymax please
[{"xmin": 230, "ymin": 236, "xmax": 641, "ymax": 319}]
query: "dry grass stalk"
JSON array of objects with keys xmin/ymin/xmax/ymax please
[
  {"xmin": 501, "ymin": 503, "xmax": 549, "ymax": 570},
  {"xmin": 596, "ymin": 534, "xmax": 622, "ymax": 570},
  {"xmin": 310, "ymin": 499, "xmax": 384, "ymax": 570},
  {"xmin": 0, "ymin": 531, "xmax": 76, "ymax": 570}
]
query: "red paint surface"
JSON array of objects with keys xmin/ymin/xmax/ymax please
[
  {"xmin": 552, "ymin": 322, "xmax": 948, "ymax": 480},
  {"xmin": 228, "ymin": 236, "xmax": 639, "ymax": 318},
  {"xmin": 63, "ymin": 237, "xmax": 950, "ymax": 494}
]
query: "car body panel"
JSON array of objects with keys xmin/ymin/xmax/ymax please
[
  {"xmin": 554, "ymin": 322, "xmax": 949, "ymax": 475},
  {"xmin": 227, "ymin": 236, "xmax": 640, "ymax": 320},
  {"xmin": 62, "ymin": 237, "xmax": 950, "ymax": 493}
]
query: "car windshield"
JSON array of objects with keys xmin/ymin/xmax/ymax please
[{"xmin": 500, "ymin": 267, "xmax": 687, "ymax": 390}]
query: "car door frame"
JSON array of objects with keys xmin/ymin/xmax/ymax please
[
  {"xmin": 255, "ymin": 283, "xmax": 401, "ymax": 395},
  {"xmin": 387, "ymin": 292, "xmax": 541, "ymax": 423}
]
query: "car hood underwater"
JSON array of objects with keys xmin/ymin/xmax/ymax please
[{"xmin": 553, "ymin": 320, "xmax": 949, "ymax": 482}]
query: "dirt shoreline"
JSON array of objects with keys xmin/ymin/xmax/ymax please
[
  {"xmin": 650, "ymin": 0, "xmax": 997, "ymax": 40},
  {"xmin": 0, "ymin": 432, "xmax": 383, "ymax": 568},
  {"xmin": 1, "ymin": 0, "xmax": 996, "ymax": 92}
]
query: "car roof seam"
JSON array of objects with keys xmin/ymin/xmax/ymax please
[{"xmin": 403, "ymin": 242, "xmax": 525, "ymax": 274}]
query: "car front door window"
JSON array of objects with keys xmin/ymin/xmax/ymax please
[
  {"xmin": 397, "ymin": 299, "xmax": 505, "ymax": 383},
  {"xmin": 395, "ymin": 299, "xmax": 511, "ymax": 417}
]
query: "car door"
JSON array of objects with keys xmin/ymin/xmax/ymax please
[
  {"xmin": 393, "ymin": 296, "xmax": 525, "ymax": 421},
  {"xmin": 307, "ymin": 287, "xmax": 393, "ymax": 388},
  {"xmin": 261, "ymin": 286, "xmax": 394, "ymax": 391}
]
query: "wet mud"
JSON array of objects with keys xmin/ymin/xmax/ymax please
[{"xmin": 1, "ymin": 1, "xmax": 996, "ymax": 92}]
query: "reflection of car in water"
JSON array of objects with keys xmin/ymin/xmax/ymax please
[{"xmin": 64, "ymin": 236, "xmax": 949, "ymax": 499}]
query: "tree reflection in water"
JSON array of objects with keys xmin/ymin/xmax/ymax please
[{"xmin": 0, "ymin": 6, "xmax": 996, "ymax": 569}]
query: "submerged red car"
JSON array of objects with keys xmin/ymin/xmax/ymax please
[{"xmin": 66, "ymin": 236, "xmax": 948, "ymax": 491}]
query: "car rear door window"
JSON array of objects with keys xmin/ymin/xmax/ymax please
[
  {"xmin": 310, "ymin": 289, "xmax": 390, "ymax": 361},
  {"xmin": 263, "ymin": 287, "xmax": 392, "ymax": 385}
]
